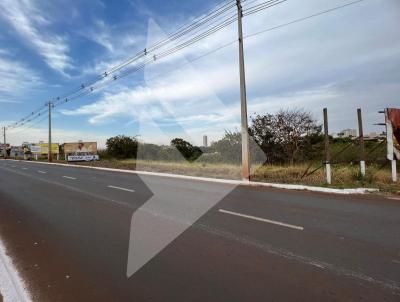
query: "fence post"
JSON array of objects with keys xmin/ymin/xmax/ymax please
[
  {"xmin": 357, "ymin": 108, "xmax": 366, "ymax": 177},
  {"xmin": 323, "ymin": 108, "xmax": 331, "ymax": 184},
  {"xmin": 391, "ymin": 160, "xmax": 397, "ymax": 182}
]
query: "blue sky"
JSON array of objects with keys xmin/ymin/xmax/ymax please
[{"xmin": 0, "ymin": 0, "xmax": 399, "ymax": 147}]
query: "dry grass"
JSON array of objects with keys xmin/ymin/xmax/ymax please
[{"xmin": 63, "ymin": 159, "xmax": 400, "ymax": 192}]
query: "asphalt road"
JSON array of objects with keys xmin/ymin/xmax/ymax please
[{"xmin": 0, "ymin": 159, "xmax": 399, "ymax": 301}]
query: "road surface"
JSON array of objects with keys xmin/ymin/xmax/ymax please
[{"xmin": 0, "ymin": 159, "xmax": 399, "ymax": 301}]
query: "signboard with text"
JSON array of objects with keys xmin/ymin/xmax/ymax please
[
  {"xmin": 30, "ymin": 143, "xmax": 60, "ymax": 155},
  {"xmin": 67, "ymin": 155, "xmax": 99, "ymax": 162}
]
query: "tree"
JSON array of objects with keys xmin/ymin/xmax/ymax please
[
  {"xmin": 249, "ymin": 114, "xmax": 284, "ymax": 163},
  {"xmin": 106, "ymin": 135, "xmax": 138, "ymax": 159},
  {"xmin": 171, "ymin": 138, "xmax": 202, "ymax": 162},
  {"xmin": 210, "ymin": 131, "xmax": 242, "ymax": 164},
  {"xmin": 250, "ymin": 109, "xmax": 322, "ymax": 164}
]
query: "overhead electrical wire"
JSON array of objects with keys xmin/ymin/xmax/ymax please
[
  {"xmin": 51, "ymin": 0, "xmax": 365, "ymax": 110},
  {"xmin": 5, "ymin": 0, "xmax": 237, "ymax": 130},
  {"xmin": 5, "ymin": 0, "xmax": 365, "ymax": 135},
  {"xmin": 243, "ymin": 0, "xmax": 288, "ymax": 16},
  {"xmin": 8, "ymin": 115, "xmax": 48, "ymax": 136},
  {"xmin": 245, "ymin": 0, "xmax": 365, "ymax": 38},
  {"xmin": 43, "ymin": 0, "xmax": 289, "ymax": 111},
  {"xmin": 51, "ymin": 15, "xmax": 239, "ymax": 110}
]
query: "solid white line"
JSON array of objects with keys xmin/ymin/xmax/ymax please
[
  {"xmin": 108, "ymin": 185, "xmax": 135, "ymax": 193},
  {"xmin": 38, "ymin": 170, "xmax": 47, "ymax": 174},
  {"xmin": 62, "ymin": 176, "xmax": 76, "ymax": 180},
  {"xmin": 218, "ymin": 209, "xmax": 304, "ymax": 231},
  {"xmin": 2, "ymin": 159, "xmax": 379, "ymax": 195}
]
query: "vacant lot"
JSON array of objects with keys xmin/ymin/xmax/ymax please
[{"xmin": 59, "ymin": 159, "xmax": 400, "ymax": 193}]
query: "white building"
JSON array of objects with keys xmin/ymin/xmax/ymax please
[
  {"xmin": 339, "ymin": 129, "xmax": 357, "ymax": 138},
  {"xmin": 203, "ymin": 135, "xmax": 208, "ymax": 147}
]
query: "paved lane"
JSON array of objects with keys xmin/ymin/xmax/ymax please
[{"xmin": 0, "ymin": 160, "xmax": 399, "ymax": 301}]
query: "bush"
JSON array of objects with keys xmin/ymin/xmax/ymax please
[
  {"xmin": 171, "ymin": 138, "xmax": 202, "ymax": 162},
  {"xmin": 106, "ymin": 135, "xmax": 138, "ymax": 159}
]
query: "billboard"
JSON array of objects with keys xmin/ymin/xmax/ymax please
[
  {"xmin": 30, "ymin": 143, "xmax": 60, "ymax": 155},
  {"xmin": 67, "ymin": 155, "xmax": 99, "ymax": 162},
  {"xmin": 64, "ymin": 142, "xmax": 97, "ymax": 154},
  {"xmin": 386, "ymin": 108, "xmax": 400, "ymax": 160}
]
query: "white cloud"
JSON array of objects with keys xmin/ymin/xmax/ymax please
[
  {"xmin": 0, "ymin": 0, "xmax": 73, "ymax": 74},
  {"xmin": 62, "ymin": 0, "xmax": 400, "ymax": 144},
  {"xmin": 0, "ymin": 51, "xmax": 41, "ymax": 102},
  {"xmin": 79, "ymin": 18, "xmax": 145, "ymax": 77}
]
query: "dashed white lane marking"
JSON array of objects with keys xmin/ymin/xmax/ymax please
[
  {"xmin": 62, "ymin": 176, "xmax": 76, "ymax": 180},
  {"xmin": 108, "ymin": 185, "xmax": 135, "ymax": 193},
  {"xmin": 38, "ymin": 170, "xmax": 47, "ymax": 174},
  {"xmin": 218, "ymin": 209, "xmax": 304, "ymax": 231},
  {"xmin": 22, "ymin": 167, "xmax": 28, "ymax": 170}
]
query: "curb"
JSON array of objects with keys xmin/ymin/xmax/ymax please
[
  {"xmin": 0, "ymin": 237, "xmax": 31, "ymax": 302},
  {"xmin": 1, "ymin": 159, "xmax": 379, "ymax": 195}
]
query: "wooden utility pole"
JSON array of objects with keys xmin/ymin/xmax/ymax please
[
  {"xmin": 323, "ymin": 108, "xmax": 331, "ymax": 184},
  {"xmin": 357, "ymin": 108, "xmax": 366, "ymax": 177},
  {"xmin": 48, "ymin": 101, "xmax": 52, "ymax": 162},
  {"xmin": 236, "ymin": 0, "xmax": 250, "ymax": 181}
]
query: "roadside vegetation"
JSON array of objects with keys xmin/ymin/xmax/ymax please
[{"xmin": 59, "ymin": 108, "xmax": 399, "ymax": 192}]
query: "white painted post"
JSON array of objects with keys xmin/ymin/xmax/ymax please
[
  {"xmin": 392, "ymin": 160, "xmax": 397, "ymax": 182},
  {"xmin": 357, "ymin": 108, "xmax": 366, "ymax": 177},
  {"xmin": 323, "ymin": 108, "xmax": 331, "ymax": 184},
  {"xmin": 360, "ymin": 160, "xmax": 366, "ymax": 177}
]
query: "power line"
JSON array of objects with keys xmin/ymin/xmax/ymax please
[
  {"xmin": 245, "ymin": 0, "xmax": 365, "ymax": 37},
  {"xmin": 6, "ymin": 0, "xmax": 238, "ymax": 130},
  {"xmin": 5, "ymin": 0, "xmax": 365, "ymax": 137},
  {"xmin": 6, "ymin": 105, "xmax": 47, "ymax": 130},
  {"xmin": 69, "ymin": 0, "xmax": 367, "ymax": 104},
  {"xmin": 52, "ymin": 14, "xmax": 240, "ymax": 109},
  {"xmin": 50, "ymin": 2, "xmax": 237, "ymax": 107},
  {"xmin": 243, "ymin": 0, "xmax": 287, "ymax": 16},
  {"xmin": 54, "ymin": 40, "xmax": 240, "ymax": 110},
  {"xmin": 51, "ymin": 0, "xmax": 286, "ymax": 110},
  {"xmin": 8, "ymin": 115, "xmax": 48, "ymax": 135}
]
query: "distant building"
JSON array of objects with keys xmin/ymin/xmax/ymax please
[
  {"xmin": 203, "ymin": 135, "xmax": 208, "ymax": 148},
  {"xmin": 338, "ymin": 129, "xmax": 357, "ymax": 138},
  {"xmin": 10, "ymin": 146, "xmax": 24, "ymax": 159},
  {"xmin": 0, "ymin": 144, "xmax": 10, "ymax": 157}
]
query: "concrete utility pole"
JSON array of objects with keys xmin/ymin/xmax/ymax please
[
  {"xmin": 48, "ymin": 101, "xmax": 52, "ymax": 162},
  {"xmin": 357, "ymin": 108, "xmax": 366, "ymax": 177},
  {"xmin": 236, "ymin": 0, "xmax": 250, "ymax": 181},
  {"xmin": 323, "ymin": 108, "xmax": 331, "ymax": 184},
  {"xmin": 2, "ymin": 126, "xmax": 6, "ymax": 158},
  {"xmin": 385, "ymin": 108, "xmax": 397, "ymax": 182}
]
